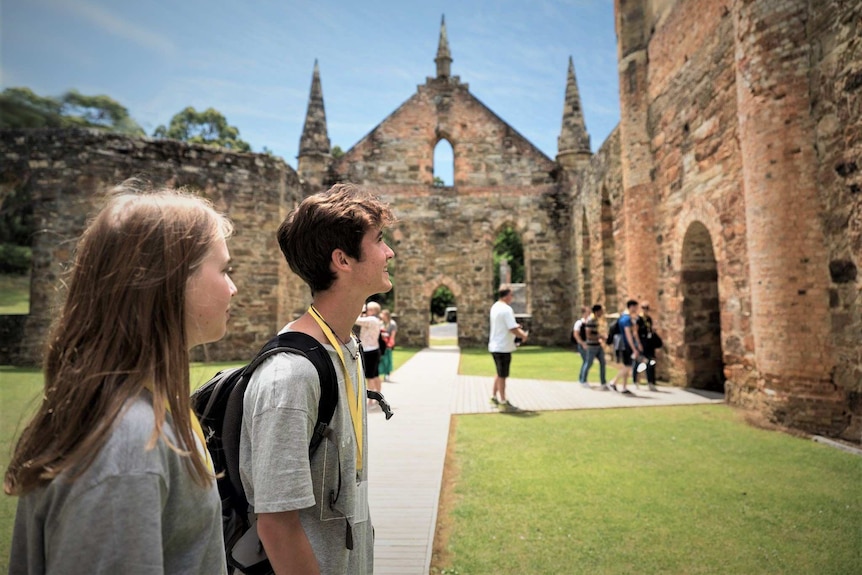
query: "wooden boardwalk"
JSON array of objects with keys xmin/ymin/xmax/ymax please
[{"xmin": 366, "ymin": 347, "xmax": 723, "ymax": 574}]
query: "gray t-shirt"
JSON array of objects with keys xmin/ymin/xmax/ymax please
[
  {"xmin": 9, "ymin": 395, "xmax": 226, "ymax": 575},
  {"xmin": 239, "ymin": 332, "xmax": 373, "ymax": 574}
]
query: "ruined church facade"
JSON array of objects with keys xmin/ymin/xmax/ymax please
[{"xmin": 1, "ymin": 0, "xmax": 859, "ymax": 441}]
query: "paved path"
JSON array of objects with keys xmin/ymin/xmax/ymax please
[{"xmin": 366, "ymin": 347, "xmax": 724, "ymax": 574}]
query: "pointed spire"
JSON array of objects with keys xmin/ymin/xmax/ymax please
[
  {"xmin": 435, "ymin": 15, "xmax": 452, "ymax": 78},
  {"xmin": 557, "ymin": 56, "xmax": 591, "ymax": 169},
  {"xmin": 298, "ymin": 59, "xmax": 331, "ymax": 158}
]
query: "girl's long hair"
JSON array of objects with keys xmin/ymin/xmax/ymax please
[{"xmin": 4, "ymin": 182, "xmax": 233, "ymax": 495}]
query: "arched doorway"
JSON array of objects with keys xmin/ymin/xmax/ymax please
[
  {"xmin": 681, "ymin": 222, "xmax": 724, "ymax": 392},
  {"xmin": 429, "ymin": 284, "xmax": 457, "ymax": 348}
]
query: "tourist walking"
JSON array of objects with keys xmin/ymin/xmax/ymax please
[
  {"xmin": 379, "ymin": 308, "xmax": 397, "ymax": 381},
  {"xmin": 608, "ymin": 299, "xmax": 643, "ymax": 394},
  {"xmin": 488, "ymin": 287, "xmax": 529, "ymax": 411},
  {"xmin": 633, "ymin": 301, "xmax": 661, "ymax": 391},
  {"xmin": 579, "ymin": 304, "xmax": 608, "ymax": 388}
]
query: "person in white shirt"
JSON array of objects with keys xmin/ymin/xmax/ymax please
[{"xmin": 487, "ymin": 287, "xmax": 529, "ymax": 411}]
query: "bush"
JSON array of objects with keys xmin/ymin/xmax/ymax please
[{"xmin": 0, "ymin": 244, "xmax": 31, "ymax": 274}]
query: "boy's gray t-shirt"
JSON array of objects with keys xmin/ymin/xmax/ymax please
[
  {"xmin": 239, "ymin": 333, "xmax": 373, "ymax": 574},
  {"xmin": 9, "ymin": 395, "xmax": 226, "ymax": 575}
]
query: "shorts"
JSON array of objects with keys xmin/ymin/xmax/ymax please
[
  {"xmin": 362, "ymin": 348, "xmax": 381, "ymax": 378},
  {"xmin": 491, "ymin": 352, "xmax": 512, "ymax": 378},
  {"xmin": 615, "ymin": 348, "xmax": 633, "ymax": 366}
]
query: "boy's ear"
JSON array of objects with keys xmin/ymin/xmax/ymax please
[{"xmin": 331, "ymin": 248, "xmax": 351, "ymax": 272}]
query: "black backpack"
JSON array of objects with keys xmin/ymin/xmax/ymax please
[
  {"xmin": 191, "ymin": 331, "xmax": 392, "ymax": 574},
  {"xmin": 605, "ymin": 319, "xmax": 620, "ymax": 346}
]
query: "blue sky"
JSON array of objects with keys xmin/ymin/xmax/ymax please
[{"xmin": 2, "ymin": 0, "xmax": 620, "ymax": 169}]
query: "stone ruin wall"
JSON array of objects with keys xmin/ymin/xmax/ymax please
[
  {"xmin": 1, "ymin": 0, "xmax": 859, "ymax": 442},
  {"xmin": 597, "ymin": 0, "xmax": 861, "ymax": 440},
  {"xmin": 809, "ymin": 0, "xmax": 862, "ymax": 432},
  {"xmin": 330, "ymin": 76, "xmax": 573, "ymax": 349},
  {"xmin": 0, "ymin": 129, "xmax": 305, "ymax": 365}
]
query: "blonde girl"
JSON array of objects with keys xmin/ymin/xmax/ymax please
[{"xmin": 5, "ymin": 182, "xmax": 237, "ymax": 574}]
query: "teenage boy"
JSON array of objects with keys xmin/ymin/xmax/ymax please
[
  {"xmin": 611, "ymin": 299, "xmax": 643, "ymax": 394},
  {"xmin": 239, "ymin": 183, "xmax": 395, "ymax": 574}
]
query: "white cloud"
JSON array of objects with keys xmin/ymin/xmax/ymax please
[{"xmin": 54, "ymin": 0, "xmax": 176, "ymax": 56}]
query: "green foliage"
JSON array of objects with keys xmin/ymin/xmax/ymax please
[
  {"xmin": 153, "ymin": 106, "xmax": 251, "ymax": 152},
  {"xmin": 60, "ymin": 90, "xmax": 144, "ymax": 135},
  {"xmin": 493, "ymin": 226, "xmax": 524, "ymax": 289},
  {"xmin": 442, "ymin": 406, "xmax": 862, "ymax": 575},
  {"xmin": 0, "ymin": 185, "xmax": 34, "ymax": 247},
  {"xmin": 0, "ymin": 87, "xmax": 64, "ymax": 129},
  {"xmin": 0, "ymin": 245, "xmax": 31, "ymax": 275},
  {"xmin": 430, "ymin": 285, "xmax": 456, "ymax": 318},
  {"xmin": 331, "ymin": 145, "xmax": 345, "ymax": 159},
  {"xmin": 0, "ymin": 88, "xmax": 144, "ymax": 135},
  {"xmin": 433, "ymin": 176, "xmax": 446, "ymax": 187}
]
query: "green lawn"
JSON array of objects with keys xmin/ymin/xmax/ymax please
[
  {"xmin": 437, "ymin": 406, "xmax": 862, "ymax": 575},
  {"xmin": 0, "ymin": 274, "xmax": 29, "ymax": 315},
  {"xmin": 0, "ymin": 347, "xmax": 422, "ymax": 571},
  {"xmin": 459, "ymin": 345, "xmax": 620, "ymax": 383},
  {"xmin": 3, "ymin": 350, "xmax": 860, "ymax": 574}
]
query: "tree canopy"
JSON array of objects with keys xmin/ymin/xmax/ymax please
[
  {"xmin": 153, "ymin": 106, "xmax": 251, "ymax": 152},
  {"xmin": 0, "ymin": 87, "xmax": 144, "ymax": 135},
  {"xmin": 493, "ymin": 226, "xmax": 525, "ymax": 289},
  {"xmin": 61, "ymin": 90, "xmax": 144, "ymax": 135}
]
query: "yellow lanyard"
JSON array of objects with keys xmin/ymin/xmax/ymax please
[
  {"xmin": 190, "ymin": 410, "xmax": 214, "ymax": 473},
  {"xmin": 308, "ymin": 305, "xmax": 365, "ymax": 471},
  {"xmin": 143, "ymin": 382, "xmax": 214, "ymax": 474}
]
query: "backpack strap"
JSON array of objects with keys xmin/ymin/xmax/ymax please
[
  {"xmin": 269, "ymin": 331, "xmax": 339, "ymax": 456},
  {"xmin": 221, "ymin": 332, "xmax": 339, "ymax": 517}
]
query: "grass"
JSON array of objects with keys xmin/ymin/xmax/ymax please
[
  {"xmin": 0, "ymin": 274, "xmax": 30, "ymax": 315},
  {"xmin": 3, "ymin": 350, "xmax": 860, "ymax": 574},
  {"xmin": 459, "ymin": 345, "xmax": 620, "ymax": 383},
  {"xmin": 435, "ymin": 405, "xmax": 862, "ymax": 575},
  {"xmin": 0, "ymin": 347, "xmax": 422, "ymax": 571}
]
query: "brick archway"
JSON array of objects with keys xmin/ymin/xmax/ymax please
[{"xmin": 681, "ymin": 221, "xmax": 725, "ymax": 392}]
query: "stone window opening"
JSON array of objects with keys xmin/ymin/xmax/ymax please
[{"xmin": 432, "ymin": 138, "xmax": 454, "ymax": 187}]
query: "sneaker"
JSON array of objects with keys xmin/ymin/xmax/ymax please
[
  {"xmin": 599, "ymin": 384, "xmax": 611, "ymax": 391},
  {"xmin": 621, "ymin": 388, "xmax": 634, "ymax": 396},
  {"xmin": 580, "ymin": 381, "xmax": 591, "ymax": 389},
  {"xmin": 500, "ymin": 400, "xmax": 519, "ymax": 412},
  {"xmin": 609, "ymin": 383, "xmax": 618, "ymax": 392},
  {"xmin": 490, "ymin": 397, "xmax": 500, "ymax": 406},
  {"xmin": 648, "ymin": 384, "xmax": 658, "ymax": 392}
]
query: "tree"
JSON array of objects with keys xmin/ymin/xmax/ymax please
[
  {"xmin": 0, "ymin": 87, "xmax": 65, "ymax": 129},
  {"xmin": 493, "ymin": 226, "xmax": 524, "ymax": 289},
  {"xmin": 430, "ymin": 286, "xmax": 455, "ymax": 319},
  {"xmin": 331, "ymin": 145, "xmax": 345, "ymax": 159},
  {"xmin": 0, "ymin": 87, "xmax": 144, "ymax": 135},
  {"xmin": 61, "ymin": 90, "xmax": 144, "ymax": 135},
  {"xmin": 153, "ymin": 107, "xmax": 251, "ymax": 152}
]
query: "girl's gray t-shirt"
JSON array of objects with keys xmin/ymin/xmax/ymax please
[{"xmin": 9, "ymin": 395, "xmax": 226, "ymax": 575}]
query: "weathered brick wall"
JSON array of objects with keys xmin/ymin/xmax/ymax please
[
  {"xmin": 573, "ymin": 128, "xmax": 624, "ymax": 316},
  {"xmin": 606, "ymin": 0, "xmax": 861, "ymax": 440},
  {"xmin": 0, "ymin": 129, "xmax": 302, "ymax": 365},
  {"xmin": 809, "ymin": 0, "xmax": 862, "ymax": 440},
  {"xmin": 331, "ymin": 76, "xmax": 571, "ymax": 348}
]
